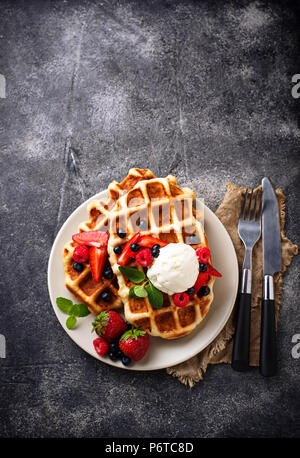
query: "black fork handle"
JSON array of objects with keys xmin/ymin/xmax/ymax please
[{"xmin": 231, "ymin": 292, "xmax": 252, "ymax": 371}]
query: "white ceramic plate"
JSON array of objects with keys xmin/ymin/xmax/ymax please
[{"xmin": 48, "ymin": 190, "xmax": 238, "ymax": 371}]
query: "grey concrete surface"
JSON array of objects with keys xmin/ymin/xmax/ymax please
[{"xmin": 0, "ymin": 0, "xmax": 299, "ymax": 438}]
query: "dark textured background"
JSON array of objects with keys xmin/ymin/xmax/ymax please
[{"xmin": 0, "ymin": 0, "xmax": 299, "ymax": 438}]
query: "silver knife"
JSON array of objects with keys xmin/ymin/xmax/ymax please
[{"xmin": 259, "ymin": 177, "xmax": 281, "ymax": 376}]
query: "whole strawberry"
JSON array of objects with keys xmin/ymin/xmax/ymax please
[
  {"xmin": 92, "ymin": 311, "xmax": 127, "ymax": 342},
  {"xmin": 119, "ymin": 327, "xmax": 150, "ymax": 361}
]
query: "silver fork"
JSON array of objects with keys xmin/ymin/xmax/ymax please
[{"xmin": 232, "ymin": 189, "xmax": 263, "ymax": 372}]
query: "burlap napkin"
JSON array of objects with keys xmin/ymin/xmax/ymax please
[{"xmin": 167, "ymin": 183, "xmax": 298, "ymax": 387}]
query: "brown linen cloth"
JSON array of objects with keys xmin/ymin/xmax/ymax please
[{"xmin": 167, "ymin": 183, "xmax": 298, "ymax": 387}]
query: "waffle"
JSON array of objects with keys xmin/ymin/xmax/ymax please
[
  {"xmin": 79, "ymin": 168, "xmax": 156, "ymax": 233},
  {"xmin": 62, "ymin": 168, "xmax": 156, "ymax": 315},
  {"xmin": 107, "ymin": 175, "xmax": 215, "ymax": 339}
]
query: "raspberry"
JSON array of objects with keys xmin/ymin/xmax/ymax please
[
  {"xmin": 173, "ymin": 292, "xmax": 190, "ymax": 307},
  {"xmin": 135, "ymin": 248, "xmax": 153, "ymax": 267},
  {"xmin": 195, "ymin": 247, "xmax": 211, "ymax": 264},
  {"xmin": 73, "ymin": 245, "xmax": 89, "ymax": 263},
  {"xmin": 93, "ymin": 337, "xmax": 109, "ymax": 356}
]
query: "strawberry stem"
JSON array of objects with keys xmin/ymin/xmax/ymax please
[
  {"xmin": 91, "ymin": 311, "xmax": 109, "ymax": 334},
  {"xmin": 120, "ymin": 327, "xmax": 146, "ymax": 341}
]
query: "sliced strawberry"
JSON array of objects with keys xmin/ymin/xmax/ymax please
[
  {"xmin": 194, "ymin": 272, "xmax": 209, "ymax": 294},
  {"xmin": 138, "ymin": 235, "xmax": 168, "ymax": 249},
  {"xmin": 89, "ymin": 246, "xmax": 107, "ymax": 282},
  {"xmin": 117, "ymin": 232, "xmax": 141, "ymax": 266},
  {"xmin": 72, "ymin": 231, "xmax": 109, "ymax": 248},
  {"xmin": 207, "ymin": 264, "xmax": 222, "ymax": 277}
]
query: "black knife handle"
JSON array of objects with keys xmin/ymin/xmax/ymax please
[
  {"xmin": 260, "ymin": 298, "xmax": 277, "ymax": 377},
  {"xmin": 231, "ymin": 293, "xmax": 251, "ymax": 371}
]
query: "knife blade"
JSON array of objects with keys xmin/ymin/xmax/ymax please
[
  {"xmin": 259, "ymin": 177, "xmax": 281, "ymax": 376},
  {"xmin": 262, "ymin": 177, "xmax": 281, "ymax": 276}
]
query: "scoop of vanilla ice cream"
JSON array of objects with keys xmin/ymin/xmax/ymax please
[{"xmin": 147, "ymin": 243, "xmax": 199, "ymax": 295}]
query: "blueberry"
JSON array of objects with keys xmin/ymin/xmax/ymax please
[
  {"xmin": 108, "ymin": 352, "xmax": 118, "ymax": 362},
  {"xmin": 117, "ymin": 228, "xmax": 126, "ymax": 239},
  {"xmin": 199, "ymin": 263, "xmax": 208, "ymax": 272},
  {"xmin": 73, "ymin": 262, "xmax": 84, "ymax": 272},
  {"xmin": 186, "ymin": 287, "xmax": 195, "ymax": 295},
  {"xmin": 103, "ymin": 266, "xmax": 113, "ymax": 279},
  {"xmin": 121, "ymin": 355, "xmax": 131, "ymax": 366},
  {"xmin": 138, "ymin": 219, "xmax": 148, "ymax": 230},
  {"xmin": 116, "ymin": 349, "xmax": 123, "ymax": 359},
  {"xmin": 126, "ymin": 322, "xmax": 132, "ymax": 330},
  {"xmin": 100, "ymin": 290, "xmax": 111, "ymax": 302},
  {"xmin": 108, "ymin": 343, "xmax": 122, "ymax": 360},
  {"xmin": 151, "ymin": 244, "xmax": 160, "ymax": 258},
  {"xmin": 197, "ymin": 286, "xmax": 210, "ymax": 297},
  {"xmin": 113, "ymin": 245, "xmax": 123, "ymax": 255},
  {"xmin": 130, "ymin": 243, "xmax": 140, "ymax": 252},
  {"xmin": 109, "ymin": 342, "xmax": 119, "ymax": 354}
]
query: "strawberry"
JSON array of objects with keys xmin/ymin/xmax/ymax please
[
  {"xmin": 119, "ymin": 328, "xmax": 150, "ymax": 361},
  {"xmin": 93, "ymin": 337, "xmax": 109, "ymax": 356},
  {"xmin": 138, "ymin": 235, "xmax": 168, "ymax": 249},
  {"xmin": 206, "ymin": 264, "xmax": 222, "ymax": 277},
  {"xmin": 89, "ymin": 246, "xmax": 107, "ymax": 282},
  {"xmin": 194, "ymin": 272, "xmax": 209, "ymax": 294},
  {"xmin": 92, "ymin": 311, "xmax": 127, "ymax": 342},
  {"xmin": 117, "ymin": 232, "xmax": 141, "ymax": 266},
  {"xmin": 72, "ymin": 231, "xmax": 109, "ymax": 248}
]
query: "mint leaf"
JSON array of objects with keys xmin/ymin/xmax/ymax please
[
  {"xmin": 145, "ymin": 283, "xmax": 163, "ymax": 309},
  {"xmin": 118, "ymin": 266, "xmax": 145, "ymax": 283},
  {"xmin": 71, "ymin": 303, "xmax": 90, "ymax": 317},
  {"xmin": 66, "ymin": 315, "xmax": 77, "ymax": 329},
  {"xmin": 134, "ymin": 285, "xmax": 148, "ymax": 298},
  {"xmin": 129, "ymin": 286, "xmax": 137, "ymax": 298},
  {"xmin": 57, "ymin": 297, "xmax": 90, "ymax": 330},
  {"xmin": 56, "ymin": 297, "xmax": 73, "ymax": 314}
]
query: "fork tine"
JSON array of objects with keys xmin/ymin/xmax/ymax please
[
  {"xmin": 253, "ymin": 190, "xmax": 259, "ymax": 220},
  {"xmin": 241, "ymin": 189, "xmax": 248, "ymax": 219},
  {"xmin": 257, "ymin": 191, "xmax": 263, "ymax": 220},
  {"xmin": 245, "ymin": 189, "xmax": 253, "ymax": 220}
]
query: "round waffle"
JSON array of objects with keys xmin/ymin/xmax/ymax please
[
  {"xmin": 107, "ymin": 175, "xmax": 216, "ymax": 339},
  {"xmin": 62, "ymin": 168, "xmax": 156, "ymax": 315}
]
